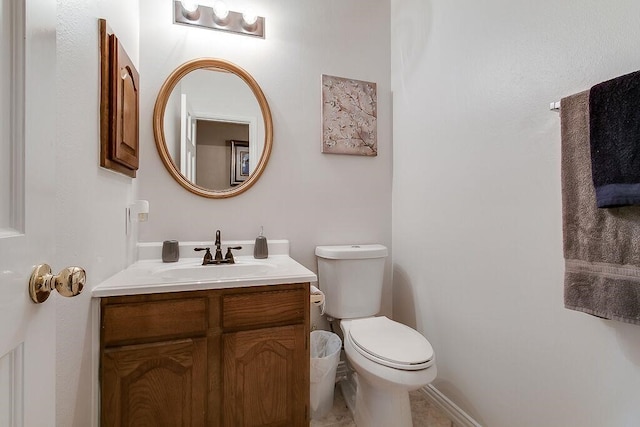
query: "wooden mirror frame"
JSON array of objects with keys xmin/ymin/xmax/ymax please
[{"xmin": 153, "ymin": 58, "xmax": 273, "ymax": 198}]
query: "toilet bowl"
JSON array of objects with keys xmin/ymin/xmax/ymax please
[
  {"xmin": 340, "ymin": 317, "xmax": 436, "ymax": 427},
  {"xmin": 315, "ymin": 245, "xmax": 437, "ymax": 427}
]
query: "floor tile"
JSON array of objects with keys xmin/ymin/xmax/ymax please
[{"xmin": 310, "ymin": 385, "xmax": 454, "ymax": 427}]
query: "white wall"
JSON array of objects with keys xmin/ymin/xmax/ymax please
[
  {"xmin": 138, "ymin": 0, "xmax": 393, "ymax": 316},
  {"xmin": 55, "ymin": 1, "xmax": 138, "ymax": 426},
  {"xmin": 391, "ymin": 1, "xmax": 640, "ymax": 426}
]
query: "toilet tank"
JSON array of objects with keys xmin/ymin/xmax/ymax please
[{"xmin": 315, "ymin": 244, "xmax": 388, "ymax": 319}]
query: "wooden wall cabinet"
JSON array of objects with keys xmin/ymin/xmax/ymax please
[
  {"xmin": 99, "ymin": 19, "xmax": 140, "ymax": 178},
  {"xmin": 100, "ymin": 284, "xmax": 310, "ymax": 427}
]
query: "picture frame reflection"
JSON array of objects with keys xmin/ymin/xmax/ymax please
[{"xmin": 231, "ymin": 140, "xmax": 249, "ymax": 186}]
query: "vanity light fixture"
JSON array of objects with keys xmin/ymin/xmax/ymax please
[{"xmin": 173, "ymin": 0, "xmax": 265, "ymax": 38}]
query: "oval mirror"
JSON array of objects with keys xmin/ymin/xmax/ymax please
[{"xmin": 153, "ymin": 58, "xmax": 273, "ymax": 198}]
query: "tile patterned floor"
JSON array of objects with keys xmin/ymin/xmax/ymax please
[{"xmin": 310, "ymin": 386, "xmax": 455, "ymax": 427}]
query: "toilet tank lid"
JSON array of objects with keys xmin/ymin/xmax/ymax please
[{"xmin": 315, "ymin": 244, "xmax": 388, "ymax": 260}]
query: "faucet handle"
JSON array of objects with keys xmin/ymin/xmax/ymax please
[
  {"xmin": 194, "ymin": 247, "xmax": 212, "ymax": 265},
  {"xmin": 224, "ymin": 246, "xmax": 242, "ymax": 264}
]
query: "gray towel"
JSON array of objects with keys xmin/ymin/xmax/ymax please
[{"xmin": 561, "ymin": 90, "xmax": 640, "ymax": 325}]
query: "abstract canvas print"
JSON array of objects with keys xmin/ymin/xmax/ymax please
[{"xmin": 321, "ymin": 74, "xmax": 377, "ymax": 156}]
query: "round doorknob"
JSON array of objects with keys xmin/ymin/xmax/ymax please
[{"xmin": 29, "ymin": 264, "xmax": 86, "ymax": 304}]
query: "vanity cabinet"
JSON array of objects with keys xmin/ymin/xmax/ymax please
[{"xmin": 100, "ymin": 283, "xmax": 310, "ymax": 427}]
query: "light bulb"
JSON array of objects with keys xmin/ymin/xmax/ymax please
[
  {"xmin": 180, "ymin": 0, "xmax": 199, "ymax": 13},
  {"xmin": 242, "ymin": 11, "xmax": 258, "ymax": 27},
  {"xmin": 180, "ymin": 0, "xmax": 200, "ymax": 20},
  {"xmin": 212, "ymin": 1, "xmax": 229, "ymax": 21}
]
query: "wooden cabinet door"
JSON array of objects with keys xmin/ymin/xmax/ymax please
[
  {"xmin": 223, "ymin": 325, "xmax": 308, "ymax": 427},
  {"xmin": 101, "ymin": 338, "xmax": 207, "ymax": 427}
]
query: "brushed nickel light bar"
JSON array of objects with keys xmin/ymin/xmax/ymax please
[{"xmin": 173, "ymin": 0, "xmax": 265, "ymax": 39}]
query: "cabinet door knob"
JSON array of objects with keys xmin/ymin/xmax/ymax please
[{"xmin": 29, "ymin": 264, "xmax": 86, "ymax": 303}]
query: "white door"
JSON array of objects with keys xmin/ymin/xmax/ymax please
[
  {"xmin": 180, "ymin": 93, "xmax": 197, "ymax": 182},
  {"xmin": 0, "ymin": 0, "xmax": 60, "ymax": 425}
]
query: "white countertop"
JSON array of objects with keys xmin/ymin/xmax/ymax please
[{"xmin": 92, "ymin": 240, "xmax": 317, "ymax": 297}]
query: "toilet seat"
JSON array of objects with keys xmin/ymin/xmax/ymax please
[{"xmin": 347, "ymin": 316, "xmax": 434, "ymax": 371}]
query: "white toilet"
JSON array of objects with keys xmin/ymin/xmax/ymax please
[{"xmin": 315, "ymin": 244, "xmax": 437, "ymax": 427}]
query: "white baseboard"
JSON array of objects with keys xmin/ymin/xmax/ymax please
[{"xmin": 420, "ymin": 384, "xmax": 482, "ymax": 427}]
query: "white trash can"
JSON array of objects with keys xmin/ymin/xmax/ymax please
[{"xmin": 309, "ymin": 330, "xmax": 342, "ymax": 420}]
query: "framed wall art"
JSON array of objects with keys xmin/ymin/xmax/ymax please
[{"xmin": 321, "ymin": 74, "xmax": 377, "ymax": 156}]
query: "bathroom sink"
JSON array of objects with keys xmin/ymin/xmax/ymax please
[
  {"xmin": 91, "ymin": 241, "xmax": 318, "ymax": 298},
  {"xmin": 154, "ymin": 260, "xmax": 277, "ymax": 281}
]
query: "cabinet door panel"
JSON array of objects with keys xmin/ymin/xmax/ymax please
[
  {"xmin": 101, "ymin": 338, "xmax": 206, "ymax": 427},
  {"xmin": 223, "ymin": 325, "xmax": 307, "ymax": 427}
]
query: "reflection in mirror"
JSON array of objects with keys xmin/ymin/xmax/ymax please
[
  {"xmin": 163, "ymin": 69, "xmax": 264, "ymax": 189},
  {"xmin": 153, "ymin": 59, "xmax": 272, "ymax": 198},
  {"xmin": 196, "ymin": 123, "xmax": 248, "ymax": 188}
]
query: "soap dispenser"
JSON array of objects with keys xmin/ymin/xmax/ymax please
[{"xmin": 253, "ymin": 226, "xmax": 268, "ymax": 259}]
